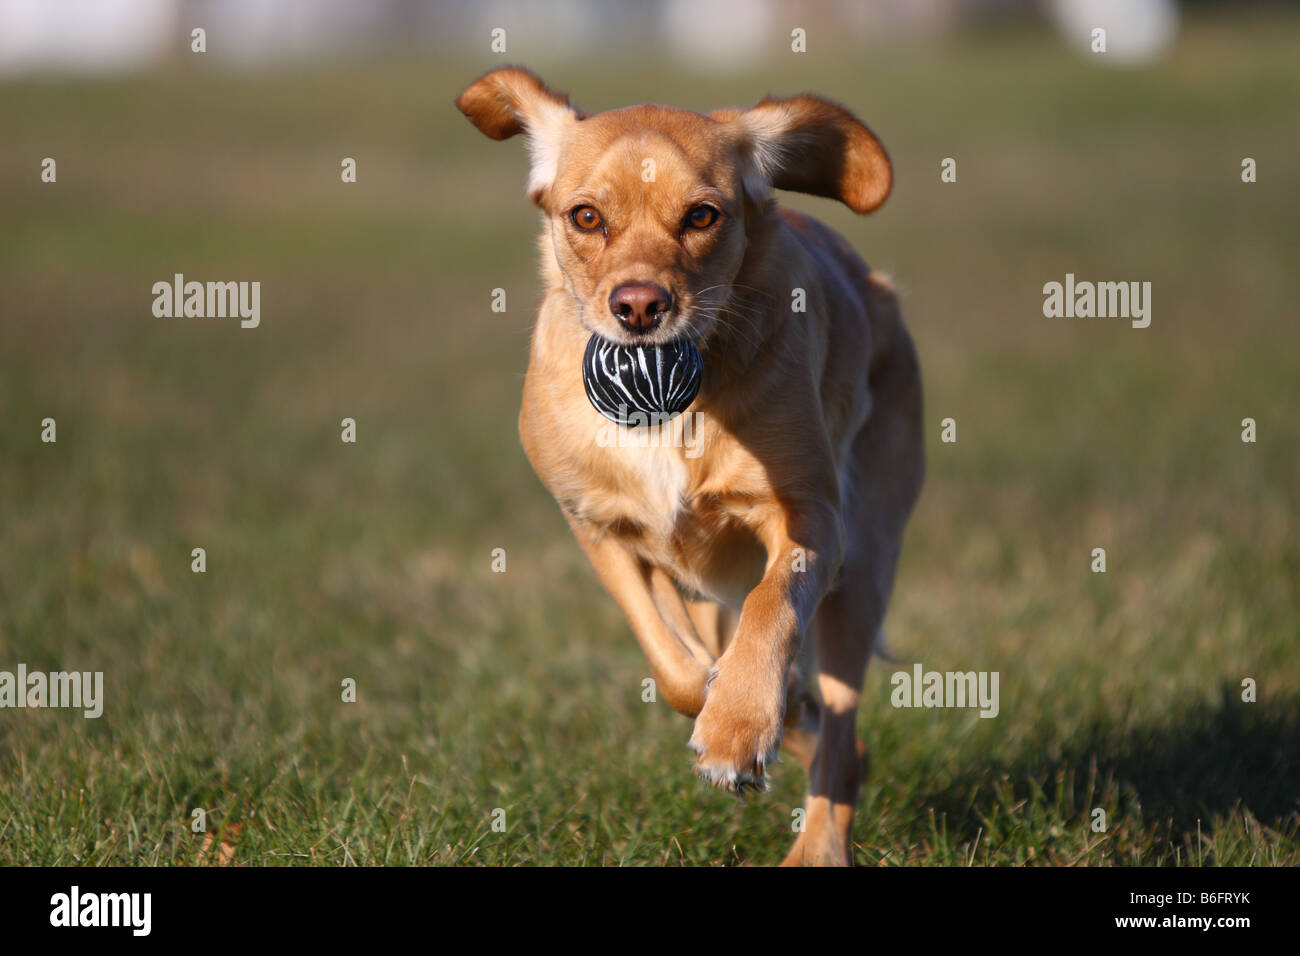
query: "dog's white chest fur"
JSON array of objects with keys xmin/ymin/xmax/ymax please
[
  {"xmin": 600, "ymin": 437, "xmax": 690, "ymax": 539},
  {"xmin": 566, "ymin": 417, "xmax": 765, "ymax": 608}
]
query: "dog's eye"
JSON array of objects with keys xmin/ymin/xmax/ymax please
[
  {"xmin": 685, "ymin": 205, "xmax": 720, "ymax": 230},
  {"xmin": 571, "ymin": 206, "xmax": 604, "ymax": 232}
]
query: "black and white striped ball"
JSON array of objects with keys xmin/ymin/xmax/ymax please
[{"xmin": 582, "ymin": 334, "xmax": 703, "ymax": 426}]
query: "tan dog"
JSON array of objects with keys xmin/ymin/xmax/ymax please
[{"xmin": 457, "ymin": 67, "xmax": 924, "ymax": 866}]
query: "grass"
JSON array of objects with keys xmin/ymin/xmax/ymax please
[{"xmin": 0, "ymin": 13, "xmax": 1297, "ymax": 865}]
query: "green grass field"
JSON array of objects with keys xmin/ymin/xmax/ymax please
[{"xmin": 1, "ymin": 13, "xmax": 1297, "ymax": 865}]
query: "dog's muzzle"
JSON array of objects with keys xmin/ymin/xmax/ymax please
[{"xmin": 582, "ymin": 333, "xmax": 703, "ymax": 426}]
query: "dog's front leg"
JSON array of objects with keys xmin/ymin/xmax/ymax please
[
  {"xmin": 688, "ymin": 505, "xmax": 844, "ymax": 792},
  {"xmin": 565, "ymin": 514, "xmax": 713, "ymax": 718}
]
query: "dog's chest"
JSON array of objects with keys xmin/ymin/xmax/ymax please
[
  {"xmin": 580, "ymin": 438, "xmax": 691, "ymax": 540},
  {"xmin": 566, "ymin": 433, "xmax": 765, "ymax": 603}
]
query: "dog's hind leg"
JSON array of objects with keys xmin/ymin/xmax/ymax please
[
  {"xmin": 650, "ymin": 571, "xmax": 718, "ymax": 668},
  {"xmin": 781, "ymin": 581, "xmax": 884, "ymax": 867},
  {"xmin": 782, "ymin": 305, "xmax": 923, "ymax": 867},
  {"xmin": 684, "ymin": 598, "xmax": 737, "ymax": 661}
]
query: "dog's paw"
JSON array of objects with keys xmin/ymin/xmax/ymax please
[{"xmin": 687, "ymin": 666, "xmax": 784, "ymax": 795}]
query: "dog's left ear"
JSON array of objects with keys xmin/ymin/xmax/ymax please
[
  {"xmin": 712, "ymin": 95, "xmax": 892, "ymax": 214},
  {"xmin": 456, "ymin": 66, "xmax": 585, "ymax": 206}
]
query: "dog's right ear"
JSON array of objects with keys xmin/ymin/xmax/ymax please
[
  {"xmin": 712, "ymin": 94, "xmax": 892, "ymax": 214},
  {"xmin": 456, "ymin": 67, "xmax": 584, "ymax": 207}
]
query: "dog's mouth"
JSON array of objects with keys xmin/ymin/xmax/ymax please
[{"xmin": 582, "ymin": 333, "xmax": 703, "ymax": 426}]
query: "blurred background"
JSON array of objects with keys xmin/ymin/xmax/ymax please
[{"xmin": 0, "ymin": 0, "xmax": 1297, "ymax": 865}]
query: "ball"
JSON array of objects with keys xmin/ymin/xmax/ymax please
[{"xmin": 582, "ymin": 333, "xmax": 703, "ymax": 426}]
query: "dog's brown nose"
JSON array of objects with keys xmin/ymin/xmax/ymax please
[{"xmin": 609, "ymin": 283, "xmax": 673, "ymax": 332}]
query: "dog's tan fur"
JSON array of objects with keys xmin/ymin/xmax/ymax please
[{"xmin": 457, "ymin": 67, "xmax": 924, "ymax": 866}]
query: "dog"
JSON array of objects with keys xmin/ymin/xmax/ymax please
[{"xmin": 456, "ymin": 67, "xmax": 924, "ymax": 866}]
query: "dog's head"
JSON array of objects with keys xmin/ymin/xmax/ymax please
[{"xmin": 456, "ymin": 67, "xmax": 891, "ymax": 347}]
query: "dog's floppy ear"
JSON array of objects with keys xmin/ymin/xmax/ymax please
[
  {"xmin": 712, "ymin": 95, "xmax": 892, "ymax": 214},
  {"xmin": 456, "ymin": 66, "xmax": 584, "ymax": 206}
]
